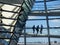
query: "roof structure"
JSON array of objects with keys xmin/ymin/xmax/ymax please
[{"xmin": 0, "ymin": 0, "xmax": 60, "ymax": 45}]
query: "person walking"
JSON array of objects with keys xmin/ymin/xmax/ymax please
[
  {"xmin": 36, "ymin": 25, "xmax": 39, "ymax": 34},
  {"xmin": 40, "ymin": 24, "xmax": 43, "ymax": 34},
  {"xmin": 32, "ymin": 25, "xmax": 35, "ymax": 34}
]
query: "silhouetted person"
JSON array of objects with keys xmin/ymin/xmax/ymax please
[
  {"xmin": 40, "ymin": 25, "xmax": 43, "ymax": 34},
  {"xmin": 32, "ymin": 25, "xmax": 35, "ymax": 34},
  {"xmin": 36, "ymin": 25, "xmax": 39, "ymax": 34}
]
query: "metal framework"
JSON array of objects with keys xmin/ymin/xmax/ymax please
[
  {"xmin": 0, "ymin": 2, "xmax": 22, "ymax": 45},
  {"xmin": 0, "ymin": 0, "xmax": 60, "ymax": 45},
  {"xmin": 0, "ymin": 0, "xmax": 35, "ymax": 45},
  {"xmin": 19, "ymin": 0, "xmax": 60, "ymax": 45},
  {"xmin": 0, "ymin": 0, "xmax": 25, "ymax": 45}
]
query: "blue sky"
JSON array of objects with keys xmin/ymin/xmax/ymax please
[
  {"xmin": 32, "ymin": 0, "xmax": 60, "ymax": 10},
  {"xmin": 19, "ymin": 0, "xmax": 60, "ymax": 43}
]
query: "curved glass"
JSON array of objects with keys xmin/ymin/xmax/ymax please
[{"xmin": 32, "ymin": 0, "xmax": 60, "ymax": 12}]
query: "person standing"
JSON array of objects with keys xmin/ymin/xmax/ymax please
[
  {"xmin": 36, "ymin": 25, "xmax": 39, "ymax": 34},
  {"xmin": 32, "ymin": 25, "xmax": 35, "ymax": 34},
  {"xmin": 40, "ymin": 24, "xmax": 43, "ymax": 34}
]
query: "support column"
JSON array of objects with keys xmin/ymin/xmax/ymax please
[
  {"xmin": 24, "ymin": 25, "xmax": 26, "ymax": 45},
  {"xmin": 44, "ymin": 0, "xmax": 51, "ymax": 45}
]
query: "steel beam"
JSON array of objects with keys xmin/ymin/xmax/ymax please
[
  {"xmin": 20, "ymin": 34, "xmax": 60, "ymax": 38},
  {"xmin": 29, "ymin": 12, "xmax": 60, "ymax": 16}
]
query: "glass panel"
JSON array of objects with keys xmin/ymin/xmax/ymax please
[
  {"xmin": 26, "ymin": 20, "xmax": 47, "ymax": 27},
  {"xmin": 49, "ymin": 20, "xmax": 60, "ymax": 27},
  {"xmin": 32, "ymin": 0, "xmax": 60, "ymax": 12},
  {"xmin": 28, "ymin": 16, "xmax": 46, "ymax": 19},
  {"xmin": 24, "ymin": 0, "xmax": 31, "ymax": 11},
  {"xmin": 26, "ymin": 29, "xmax": 47, "ymax": 35},
  {"xmin": 28, "ymin": 0, "xmax": 33, "ymax": 7},
  {"xmin": 32, "ymin": 3, "xmax": 45, "ymax": 10},
  {"xmin": 50, "ymin": 29, "xmax": 60, "ymax": 35},
  {"xmin": 0, "ymin": 39, "xmax": 10, "ymax": 45},
  {"xmin": 10, "ymin": 40, "xmax": 17, "ymax": 45},
  {"xmin": 48, "ymin": 16, "xmax": 60, "ymax": 18},
  {"xmin": 19, "ymin": 38, "xmax": 24, "ymax": 43},
  {"xmin": 25, "ymin": 0, "xmax": 31, "ymax": 6},
  {"xmin": 50, "ymin": 38, "xmax": 60, "ymax": 44},
  {"xmin": 0, "ymin": 32, "xmax": 11, "ymax": 38},
  {"xmin": 0, "ymin": 2, "xmax": 21, "ymax": 45},
  {"xmin": 22, "ymin": 3, "xmax": 29, "ymax": 13},
  {"xmin": 19, "ymin": 15, "xmax": 26, "ymax": 22},
  {"xmin": 19, "ymin": 37, "xmax": 48, "ymax": 43},
  {"xmin": 35, "ymin": 0, "xmax": 44, "ymax": 1},
  {"xmin": 46, "ymin": 1, "xmax": 60, "ymax": 10}
]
